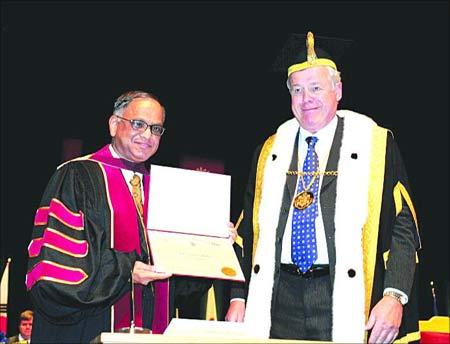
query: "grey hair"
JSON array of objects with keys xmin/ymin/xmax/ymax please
[
  {"xmin": 286, "ymin": 66, "xmax": 341, "ymax": 91},
  {"xmin": 113, "ymin": 90, "xmax": 166, "ymax": 122}
]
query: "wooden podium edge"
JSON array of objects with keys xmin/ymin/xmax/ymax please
[{"xmin": 93, "ymin": 332, "xmax": 329, "ymax": 343}]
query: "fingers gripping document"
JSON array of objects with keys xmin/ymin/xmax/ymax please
[{"xmin": 146, "ymin": 165, "xmax": 244, "ymax": 282}]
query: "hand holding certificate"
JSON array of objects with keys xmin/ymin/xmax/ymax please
[{"xmin": 146, "ymin": 165, "xmax": 244, "ymax": 282}]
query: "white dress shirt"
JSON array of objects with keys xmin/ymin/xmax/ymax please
[{"xmin": 281, "ymin": 116, "xmax": 338, "ymax": 265}]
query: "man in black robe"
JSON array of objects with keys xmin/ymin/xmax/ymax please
[
  {"xmin": 26, "ymin": 90, "xmax": 214, "ymax": 343},
  {"xmin": 225, "ymin": 32, "xmax": 421, "ymax": 343}
]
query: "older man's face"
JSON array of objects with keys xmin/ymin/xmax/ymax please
[
  {"xmin": 109, "ymin": 98, "xmax": 164, "ymax": 163},
  {"xmin": 289, "ymin": 66, "xmax": 342, "ymax": 133}
]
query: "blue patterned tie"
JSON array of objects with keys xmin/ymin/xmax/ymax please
[{"xmin": 291, "ymin": 136, "xmax": 319, "ymax": 272}]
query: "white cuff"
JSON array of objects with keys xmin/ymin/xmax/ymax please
[
  {"xmin": 230, "ymin": 298, "xmax": 245, "ymax": 304},
  {"xmin": 383, "ymin": 287, "xmax": 408, "ymax": 305}
]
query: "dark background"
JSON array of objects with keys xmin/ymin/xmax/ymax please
[{"xmin": 1, "ymin": 0, "xmax": 448, "ymax": 336}]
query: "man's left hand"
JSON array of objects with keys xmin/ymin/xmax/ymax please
[
  {"xmin": 227, "ymin": 222, "xmax": 237, "ymax": 243},
  {"xmin": 365, "ymin": 295, "xmax": 403, "ymax": 343}
]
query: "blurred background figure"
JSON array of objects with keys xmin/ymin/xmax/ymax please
[
  {"xmin": 7, "ymin": 310, "xmax": 33, "ymax": 344},
  {"xmin": 0, "ymin": 259, "xmax": 11, "ymax": 344}
]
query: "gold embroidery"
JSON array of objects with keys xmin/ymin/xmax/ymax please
[{"xmin": 252, "ymin": 135, "xmax": 275, "ymax": 265}]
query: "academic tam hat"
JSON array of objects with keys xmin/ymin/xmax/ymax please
[{"xmin": 272, "ymin": 31, "xmax": 353, "ymax": 77}]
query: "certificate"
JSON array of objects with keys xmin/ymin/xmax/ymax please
[
  {"xmin": 147, "ymin": 165, "xmax": 231, "ymax": 237},
  {"xmin": 146, "ymin": 165, "xmax": 244, "ymax": 282},
  {"xmin": 147, "ymin": 230, "xmax": 245, "ymax": 281}
]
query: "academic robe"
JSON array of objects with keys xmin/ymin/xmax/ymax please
[
  {"xmin": 26, "ymin": 145, "xmax": 211, "ymax": 343},
  {"xmin": 231, "ymin": 110, "xmax": 421, "ymax": 343}
]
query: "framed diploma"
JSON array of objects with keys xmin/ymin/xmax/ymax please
[{"xmin": 146, "ymin": 165, "xmax": 244, "ymax": 282}]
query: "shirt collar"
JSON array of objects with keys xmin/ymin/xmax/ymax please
[
  {"xmin": 108, "ymin": 144, "xmax": 147, "ymax": 174},
  {"xmin": 18, "ymin": 334, "xmax": 29, "ymax": 342},
  {"xmin": 109, "ymin": 144, "xmax": 121, "ymax": 159},
  {"xmin": 299, "ymin": 115, "xmax": 338, "ymax": 143}
]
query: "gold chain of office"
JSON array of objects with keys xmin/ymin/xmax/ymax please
[{"xmin": 286, "ymin": 170, "xmax": 338, "ymax": 176}]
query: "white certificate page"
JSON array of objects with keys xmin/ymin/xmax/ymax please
[
  {"xmin": 147, "ymin": 164, "xmax": 231, "ymax": 238},
  {"xmin": 146, "ymin": 164, "xmax": 244, "ymax": 281}
]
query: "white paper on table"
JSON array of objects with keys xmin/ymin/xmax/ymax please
[
  {"xmin": 164, "ymin": 318, "xmax": 253, "ymax": 338},
  {"xmin": 147, "ymin": 164, "xmax": 231, "ymax": 238}
]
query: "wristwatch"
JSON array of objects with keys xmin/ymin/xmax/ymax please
[{"xmin": 383, "ymin": 290, "xmax": 407, "ymax": 305}]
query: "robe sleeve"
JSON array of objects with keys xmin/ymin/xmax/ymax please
[
  {"xmin": 26, "ymin": 161, "xmax": 138, "ymax": 325},
  {"xmin": 229, "ymin": 144, "xmax": 262, "ymax": 300},
  {"xmin": 383, "ymin": 133, "xmax": 421, "ymax": 298},
  {"xmin": 173, "ymin": 276, "xmax": 213, "ymax": 300}
]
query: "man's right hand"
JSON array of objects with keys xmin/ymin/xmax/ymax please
[
  {"xmin": 132, "ymin": 261, "xmax": 172, "ymax": 285},
  {"xmin": 225, "ymin": 299, "xmax": 246, "ymax": 322}
]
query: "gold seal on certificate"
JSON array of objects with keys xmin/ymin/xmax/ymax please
[{"xmin": 221, "ymin": 267, "xmax": 236, "ymax": 277}]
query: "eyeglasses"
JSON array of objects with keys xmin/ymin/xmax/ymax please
[{"xmin": 115, "ymin": 115, "xmax": 165, "ymax": 136}]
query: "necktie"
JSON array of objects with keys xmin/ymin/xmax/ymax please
[
  {"xmin": 291, "ymin": 136, "xmax": 319, "ymax": 272},
  {"xmin": 130, "ymin": 174, "xmax": 143, "ymax": 216}
]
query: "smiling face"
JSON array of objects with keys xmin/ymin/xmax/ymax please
[
  {"xmin": 109, "ymin": 97, "xmax": 164, "ymax": 162},
  {"xmin": 289, "ymin": 66, "xmax": 342, "ymax": 133}
]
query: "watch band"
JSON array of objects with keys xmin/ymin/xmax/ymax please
[{"xmin": 383, "ymin": 290, "xmax": 407, "ymax": 305}]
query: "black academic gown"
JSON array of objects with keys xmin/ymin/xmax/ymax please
[
  {"xmin": 231, "ymin": 114, "xmax": 421, "ymax": 342},
  {"xmin": 27, "ymin": 146, "xmax": 212, "ymax": 343}
]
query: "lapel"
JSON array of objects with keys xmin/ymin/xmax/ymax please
[
  {"xmin": 286, "ymin": 131, "xmax": 300, "ymax": 201},
  {"xmin": 275, "ymin": 131, "xmax": 299, "ymax": 241},
  {"xmin": 320, "ymin": 115, "xmax": 344, "ymax": 284},
  {"xmin": 321, "ymin": 116, "xmax": 343, "ymax": 193}
]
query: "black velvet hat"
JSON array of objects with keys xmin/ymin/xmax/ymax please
[{"xmin": 272, "ymin": 31, "xmax": 353, "ymax": 77}]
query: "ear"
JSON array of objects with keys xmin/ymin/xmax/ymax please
[
  {"xmin": 109, "ymin": 115, "xmax": 118, "ymax": 137},
  {"xmin": 335, "ymin": 82, "xmax": 343, "ymax": 101}
]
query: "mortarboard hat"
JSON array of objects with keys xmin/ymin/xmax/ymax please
[{"xmin": 272, "ymin": 31, "xmax": 353, "ymax": 77}]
